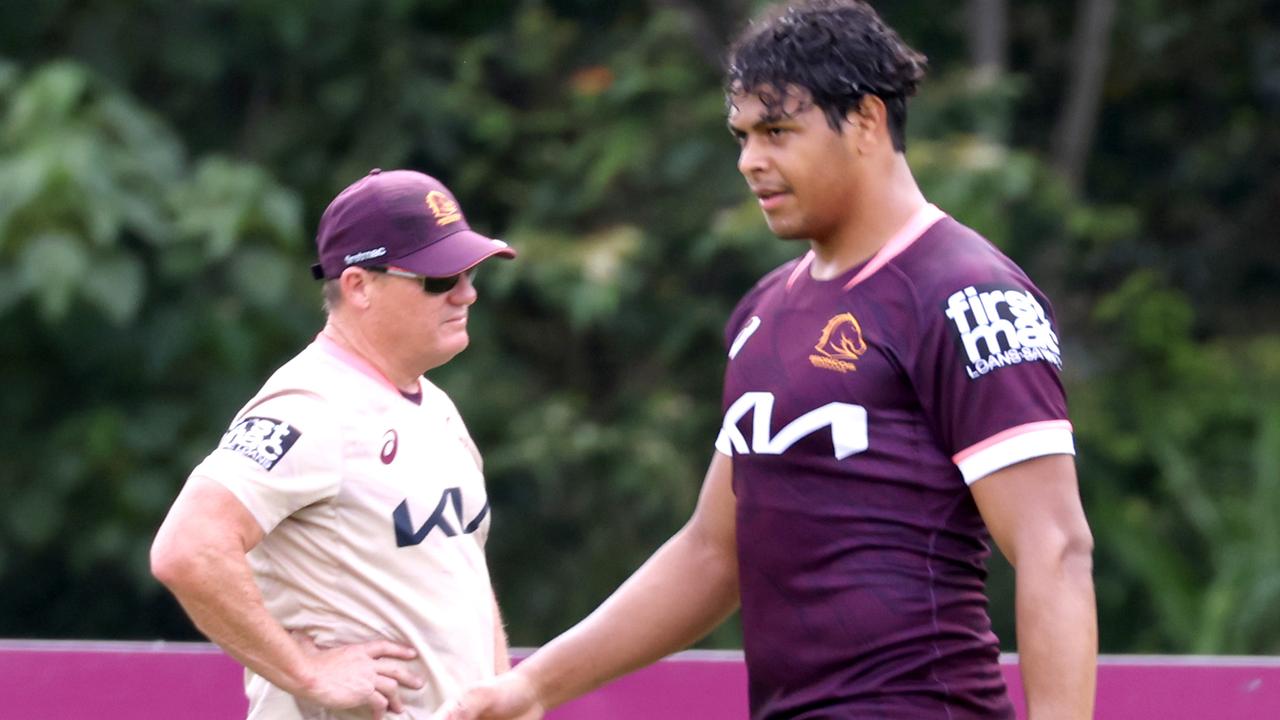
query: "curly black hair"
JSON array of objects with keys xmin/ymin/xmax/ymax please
[{"xmin": 725, "ymin": 0, "xmax": 928, "ymax": 151}]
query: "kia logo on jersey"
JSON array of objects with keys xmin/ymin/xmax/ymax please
[{"xmin": 380, "ymin": 429, "xmax": 398, "ymax": 464}]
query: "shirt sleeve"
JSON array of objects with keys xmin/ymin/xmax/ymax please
[
  {"xmin": 910, "ymin": 272, "xmax": 1075, "ymax": 485},
  {"xmin": 189, "ymin": 392, "xmax": 343, "ymax": 532}
]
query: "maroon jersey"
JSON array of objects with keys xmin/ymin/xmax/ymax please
[{"xmin": 718, "ymin": 205, "xmax": 1073, "ymax": 719}]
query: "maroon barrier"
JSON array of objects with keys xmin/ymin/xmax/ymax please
[{"xmin": 1, "ymin": 641, "xmax": 1278, "ymax": 719}]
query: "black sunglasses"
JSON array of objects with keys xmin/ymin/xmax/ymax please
[{"xmin": 367, "ymin": 266, "xmax": 476, "ymax": 294}]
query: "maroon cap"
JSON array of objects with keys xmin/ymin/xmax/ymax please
[{"xmin": 311, "ymin": 169, "xmax": 515, "ymax": 280}]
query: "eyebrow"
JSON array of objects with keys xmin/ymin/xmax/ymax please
[{"xmin": 727, "ymin": 112, "xmax": 793, "ymax": 133}]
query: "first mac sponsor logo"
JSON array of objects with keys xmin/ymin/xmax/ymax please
[
  {"xmin": 943, "ymin": 284, "xmax": 1062, "ymax": 379},
  {"xmin": 219, "ymin": 417, "xmax": 301, "ymax": 470}
]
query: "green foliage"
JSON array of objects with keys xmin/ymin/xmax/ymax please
[
  {"xmin": 0, "ymin": 60, "xmax": 311, "ymax": 637},
  {"xmin": 1073, "ymin": 273, "xmax": 1280, "ymax": 653}
]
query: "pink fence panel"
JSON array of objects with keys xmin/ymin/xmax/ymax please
[{"xmin": 1, "ymin": 641, "xmax": 1278, "ymax": 719}]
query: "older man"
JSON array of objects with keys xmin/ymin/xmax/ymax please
[{"xmin": 152, "ymin": 169, "xmax": 516, "ymax": 719}]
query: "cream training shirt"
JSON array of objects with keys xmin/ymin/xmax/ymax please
[{"xmin": 189, "ymin": 335, "xmax": 496, "ymax": 719}]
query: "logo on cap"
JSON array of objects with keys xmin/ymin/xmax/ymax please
[
  {"xmin": 344, "ymin": 247, "xmax": 387, "ymax": 266},
  {"xmin": 425, "ymin": 191, "xmax": 462, "ymax": 226}
]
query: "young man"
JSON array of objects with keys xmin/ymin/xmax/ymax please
[
  {"xmin": 151, "ymin": 169, "xmax": 517, "ymax": 719},
  {"xmin": 437, "ymin": 1, "xmax": 1096, "ymax": 718}
]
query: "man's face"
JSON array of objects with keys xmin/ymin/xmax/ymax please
[
  {"xmin": 727, "ymin": 88, "xmax": 860, "ymax": 243},
  {"xmin": 369, "ymin": 268, "xmax": 478, "ymax": 372}
]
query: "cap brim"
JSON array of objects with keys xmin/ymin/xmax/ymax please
[{"xmin": 390, "ymin": 230, "xmax": 517, "ymax": 277}]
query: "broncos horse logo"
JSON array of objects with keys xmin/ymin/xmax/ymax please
[{"xmin": 809, "ymin": 313, "xmax": 867, "ymax": 373}]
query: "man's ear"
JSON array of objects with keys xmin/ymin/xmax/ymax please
[
  {"xmin": 338, "ymin": 267, "xmax": 376, "ymax": 310},
  {"xmin": 845, "ymin": 94, "xmax": 887, "ymax": 152}
]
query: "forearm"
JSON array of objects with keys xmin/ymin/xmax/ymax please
[
  {"xmin": 493, "ymin": 594, "xmax": 511, "ymax": 673},
  {"xmin": 517, "ymin": 524, "xmax": 739, "ymax": 709},
  {"xmin": 155, "ymin": 542, "xmax": 312, "ymax": 695},
  {"xmin": 1015, "ymin": 545, "xmax": 1097, "ymax": 720}
]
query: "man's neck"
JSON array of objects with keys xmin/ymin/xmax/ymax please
[
  {"xmin": 321, "ymin": 319, "xmax": 420, "ymax": 394},
  {"xmin": 808, "ymin": 155, "xmax": 927, "ymax": 280}
]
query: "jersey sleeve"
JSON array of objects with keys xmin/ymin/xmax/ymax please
[
  {"xmin": 910, "ymin": 271, "xmax": 1074, "ymax": 485},
  {"xmin": 188, "ymin": 391, "xmax": 343, "ymax": 532}
]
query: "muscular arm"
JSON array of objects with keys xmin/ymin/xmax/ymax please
[
  {"xmin": 443, "ymin": 452, "xmax": 739, "ymax": 718},
  {"xmin": 526, "ymin": 452, "xmax": 739, "ymax": 706},
  {"xmin": 970, "ymin": 454, "xmax": 1096, "ymax": 720},
  {"xmin": 150, "ymin": 476, "xmax": 421, "ymax": 716}
]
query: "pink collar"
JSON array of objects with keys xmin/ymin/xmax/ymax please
[
  {"xmin": 313, "ymin": 332, "xmax": 420, "ymax": 396},
  {"xmin": 843, "ymin": 203, "xmax": 946, "ymax": 290},
  {"xmin": 785, "ymin": 203, "xmax": 947, "ymax": 291}
]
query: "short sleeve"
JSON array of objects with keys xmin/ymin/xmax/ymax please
[
  {"xmin": 910, "ymin": 276, "xmax": 1075, "ymax": 485},
  {"xmin": 189, "ymin": 392, "xmax": 343, "ymax": 532}
]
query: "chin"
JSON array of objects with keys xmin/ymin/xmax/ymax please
[{"xmin": 765, "ymin": 219, "xmax": 811, "ymax": 240}]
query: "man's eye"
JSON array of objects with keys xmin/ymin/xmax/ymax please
[{"xmin": 767, "ymin": 127, "xmax": 788, "ymax": 137}]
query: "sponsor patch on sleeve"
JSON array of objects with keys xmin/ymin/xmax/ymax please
[
  {"xmin": 218, "ymin": 417, "xmax": 302, "ymax": 471},
  {"xmin": 942, "ymin": 284, "xmax": 1062, "ymax": 379}
]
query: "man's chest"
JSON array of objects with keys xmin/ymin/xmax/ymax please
[
  {"xmin": 332, "ymin": 403, "xmax": 489, "ymax": 549},
  {"xmin": 725, "ymin": 294, "xmax": 918, "ymax": 417}
]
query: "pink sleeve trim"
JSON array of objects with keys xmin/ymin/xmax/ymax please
[
  {"xmin": 952, "ymin": 420, "xmax": 1074, "ymax": 463},
  {"xmin": 843, "ymin": 204, "xmax": 947, "ymax": 291},
  {"xmin": 953, "ymin": 420, "xmax": 1075, "ymax": 485}
]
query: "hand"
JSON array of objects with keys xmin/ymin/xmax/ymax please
[
  {"xmin": 432, "ymin": 670, "xmax": 544, "ymax": 720},
  {"xmin": 293, "ymin": 634, "xmax": 425, "ymax": 720}
]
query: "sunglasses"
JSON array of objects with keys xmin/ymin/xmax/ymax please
[{"xmin": 367, "ymin": 266, "xmax": 476, "ymax": 294}]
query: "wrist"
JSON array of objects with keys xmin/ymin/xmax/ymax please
[{"xmin": 277, "ymin": 648, "xmax": 318, "ymax": 698}]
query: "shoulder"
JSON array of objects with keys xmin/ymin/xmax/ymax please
[
  {"xmin": 905, "ymin": 218, "xmax": 1030, "ymax": 285},
  {"xmin": 725, "ymin": 255, "xmax": 805, "ymax": 345},
  {"xmin": 895, "ymin": 217, "xmax": 1052, "ymax": 318}
]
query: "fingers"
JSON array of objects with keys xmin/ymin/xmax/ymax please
[
  {"xmin": 367, "ymin": 689, "xmax": 389, "ymax": 720},
  {"xmin": 365, "ymin": 640, "xmax": 418, "ymax": 661},
  {"xmin": 376, "ymin": 658, "xmax": 426, "ymax": 690},
  {"xmin": 374, "ymin": 675, "xmax": 404, "ymax": 714}
]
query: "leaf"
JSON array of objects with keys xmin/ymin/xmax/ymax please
[
  {"xmin": 80, "ymin": 252, "xmax": 146, "ymax": 324},
  {"xmin": 230, "ymin": 246, "xmax": 296, "ymax": 308},
  {"xmin": 18, "ymin": 232, "xmax": 90, "ymax": 321}
]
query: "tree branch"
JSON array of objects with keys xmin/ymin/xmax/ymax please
[{"xmin": 1051, "ymin": 0, "xmax": 1118, "ymax": 193}]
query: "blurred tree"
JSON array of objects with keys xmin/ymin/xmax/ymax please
[{"xmin": 0, "ymin": 59, "xmax": 312, "ymax": 637}]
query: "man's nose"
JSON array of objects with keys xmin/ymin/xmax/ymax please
[
  {"xmin": 449, "ymin": 271, "xmax": 479, "ymax": 306},
  {"xmin": 737, "ymin": 136, "xmax": 768, "ymax": 177}
]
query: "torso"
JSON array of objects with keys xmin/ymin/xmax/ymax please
[
  {"xmin": 720, "ymin": 206, "xmax": 1070, "ymax": 719},
  {"xmin": 194, "ymin": 337, "xmax": 495, "ymax": 719}
]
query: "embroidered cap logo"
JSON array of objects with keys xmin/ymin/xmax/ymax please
[{"xmin": 425, "ymin": 190, "xmax": 463, "ymax": 226}]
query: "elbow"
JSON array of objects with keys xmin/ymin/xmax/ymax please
[
  {"xmin": 1045, "ymin": 525, "xmax": 1095, "ymax": 581},
  {"xmin": 1009, "ymin": 525, "xmax": 1094, "ymax": 579},
  {"xmin": 149, "ymin": 538, "xmax": 178, "ymax": 588},
  {"xmin": 150, "ymin": 531, "xmax": 195, "ymax": 591},
  {"xmin": 1062, "ymin": 529, "xmax": 1094, "ymax": 578}
]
